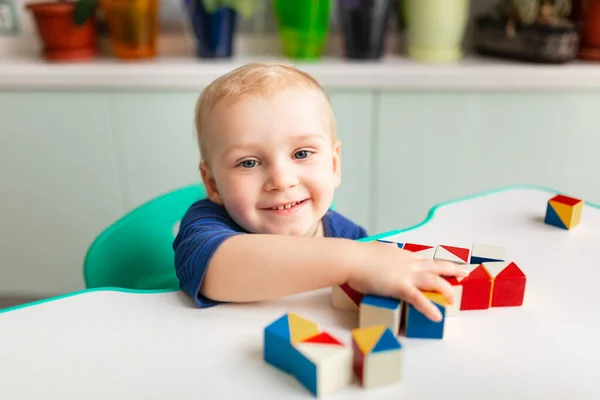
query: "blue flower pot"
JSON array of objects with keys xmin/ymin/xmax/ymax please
[{"xmin": 183, "ymin": 0, "xmax": 238, "ymax": 58}]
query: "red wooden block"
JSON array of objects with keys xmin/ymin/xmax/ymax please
[
  {"xmin": 490, "ymin": 262, "xmax": 526, "ymax": 307},
  {"xmin": 460, "ymin": 265, "xmax": 492, "ymax": 310},
  {"xmin": 340, "ymin": 283, "xmax": 364, "ymax": 305}
]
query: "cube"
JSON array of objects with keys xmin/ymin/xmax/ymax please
[
  {"xmin": 545, "ymin": 194, "xmax": 583, "ymax": 230},
  {"xmin": 295, "ymin": 332, "xmax": 353, "ymax": 397},
  {"xmin": 483, "ymin": 261, "xmax": 526, "ymax": 307},
  {"xmin": 402, "ymin": 243, "xmax": 436, "ymax": 259},
  {"xmin": 401, "ymin": 291, "xmax": 447, "ymax": 339},
  {"xmin": 470, "ymin": 243, "xmax": 506, "ymax": 265},
  {"xmin": 434, "ymin": 245, "xmax": 470, "ymax": 264},
  {"xmin": 352, "ymin": 325, "xmax": 403, "ymax": 389},
  {"xmin": 460, "ymin": 264, "xmax": 492, "ymax": 311},
  {"xmin": 332, "ymin": 283, "xmax": 364, "ymax": 311},
  {"xmin": 264, "ymin": 313, "xmax": 353, "ymax": 397},
  {"xmin": 359, "ymin": 295, "xmax": 402, "ymax": 333}
]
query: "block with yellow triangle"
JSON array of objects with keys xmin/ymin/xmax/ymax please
[
  {"xmin": 351, "ymin": 324, "xmax": 403, "ymax": 389},
  {"xmin": 263, "ymin": 312, "xmax": 352, "ymax": 397},
  {"xmin": 400, "ymin": 291, "xmax": 447, "ymax": 339},
  {"xmin": 544, "ymin": 194, "xmax": 583, "ymax": 230}
]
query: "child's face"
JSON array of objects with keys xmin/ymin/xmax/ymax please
[{"xmin": 201, "ymin": 86, "xmax": 341, "ymax": 236}]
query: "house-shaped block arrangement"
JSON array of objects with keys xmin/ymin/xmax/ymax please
[
  {"xmin": 402, "ymin": 243, "xmax": 436, "ymax": 259},
  {"xmin": 264, "ymin": 313, "xmax": 352, "ymax": 397},
  {"xmin": 434, "ymin": 245, "xmax": 470, "ymax": 264},
  {"xmin": 545, "ymin": 194, "xmax": 583, "ymax": 230},
  {"xmin": 482, "ymin": 261, "xmax": 527, "ymax": 307},
  {"xmin": 401, "ymin": 291, "xmax": 447, "ymax": 339},
  {"xmin": 352, "ymin": 325, "xmax": 403, "ymax": 389},
  {"xmin": 470, "ymin": 243, "xmax": 506, "ymax": 265},
  {"xmin": 359, "ymin": 295, "xmax": 402, "ymax": 334}
]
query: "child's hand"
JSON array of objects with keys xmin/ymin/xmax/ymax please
[{"xmin": 347, "ymin": 241, "xmax": 469, "ymax": 322}]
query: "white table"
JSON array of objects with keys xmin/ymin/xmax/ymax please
[{"xmin": 1, "ymin": 186, "xmax": 599, "ymax": 399}]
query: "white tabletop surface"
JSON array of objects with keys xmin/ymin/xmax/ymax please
[{"xmin": 1, "ymin": 186, "xmax": 599, "ymax": 399}]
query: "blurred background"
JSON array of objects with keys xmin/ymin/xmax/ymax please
[{"xmin": 1, "ymin": 0, "xmax": 599, "ymax": 308}]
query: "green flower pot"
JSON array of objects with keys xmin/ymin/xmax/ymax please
[
  {"xmin": 272, "ymin": 0, "xmax": 331, "ymax": 60},
  {"xmin": 404, "ymin": 0, "xmax": 469, "ymax": 62}
]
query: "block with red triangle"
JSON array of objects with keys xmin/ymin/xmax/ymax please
[
  {"xmin": 402, "ymin": 243, "xmax": 436, "ymax": 259},
  {"xmin": 443, "ymin": 276, "xmax": 464, "ymax": 317},
  {"xmin": 483, "ymin": 261, "xmax": 527, "ymax": 307},
  {"xmin": 544, "ymin": 194, "xmax": 583, "ymax": 230},
  {"xmin": 352, "ymin": 325, "xmax": 403, "ymax": 389},
  {"xmin": 332, "ymin": 283, "xmax": 365, "ymax": 311},
  {"xmin": 263, "ymin": 312, "xmax": 353, "ymax": 397},
  {"xmin": 434, "ymin": 245, "xmax": 470, "ymax": 264},
  {"xmin": 459, "ymin": 263, "xmax": 493, "ymax": 310}
]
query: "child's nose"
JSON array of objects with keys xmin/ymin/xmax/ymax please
[{"xmin": 264, "ymin": 165, "xmax": 299, "ymax": 191}]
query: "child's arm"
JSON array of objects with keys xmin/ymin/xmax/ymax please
[{"xmin": 201, "ymin": 235, "xmax": 466, "ymax": 321}]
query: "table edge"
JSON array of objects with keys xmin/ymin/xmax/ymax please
[{"xmin": 2, "ymin": 184, "xmax": 596, "ymax": 315}]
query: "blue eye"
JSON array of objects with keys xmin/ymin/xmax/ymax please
[
  {"xmin": 240, "ymin": 160, "xmax": 257, "ymax": 168},
  {"xmin": 294, "ymin": 150, "xmax": 312, "ymax": 159}
]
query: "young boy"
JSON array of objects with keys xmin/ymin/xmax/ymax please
[{"xmin": 173, "ymin": 61, "xmax": 467, "ymax": 322}]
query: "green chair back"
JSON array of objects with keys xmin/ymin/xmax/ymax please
[{"xmin": 83, "ymin": 184, "xmax": 206, "ymax": 290}]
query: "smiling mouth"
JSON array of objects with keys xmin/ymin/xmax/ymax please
[{"xmin": 264, "ymin": 199, "xmax": 308, "ymax": 211}]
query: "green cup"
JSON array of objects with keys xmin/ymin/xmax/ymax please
[
  {"xmin": 404, "ymin": 0, "xmax": 469, "ymax": 62},
  {"xmin": 272, "ymin": 0, "xmax": 331, "ymax": 60}
]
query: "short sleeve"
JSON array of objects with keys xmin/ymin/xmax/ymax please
[
  {"xmin": 322, "ymin": 210, "xmax": 368, "ymax": 240},
  {"xmin": 173, "ymin": 199, "xmax": 246, "ymax": 308}
]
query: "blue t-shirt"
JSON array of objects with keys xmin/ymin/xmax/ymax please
[{"xmin": 173, "ymin": 198, "xmax": 368, "ymax": 308}]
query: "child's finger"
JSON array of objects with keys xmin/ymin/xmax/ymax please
[
  {"xmin": 421, "ymin": 260, "xmax": 468, "ymax": 277},
  {"xmin": 417, "ymin": 273, "xmax": 455, "ymax": 305},
  {"xmin": 402, "ymin": 287, "xmax": 443, "ymax": 322}
]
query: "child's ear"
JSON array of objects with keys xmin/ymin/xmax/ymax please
[
  {"xmin": 200, "ymin": 161, "xmax": 223, "ymax": 204},
  {"xmin": 332, "ymin": 140, "xmax": 341, "ymax": 189}
]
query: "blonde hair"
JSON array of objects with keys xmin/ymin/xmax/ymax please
[{"xmin": 194, "ymin": 61, "xmax": 337, "ymax": 163}]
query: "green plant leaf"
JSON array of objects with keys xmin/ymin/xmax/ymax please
[{"xmin": 74, "ymin": 0, "xmax": 98, "ymax": 25}]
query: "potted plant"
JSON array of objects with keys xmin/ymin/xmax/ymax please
[
  {"xmin": 403, "ymin": 0, "xmax": 470, "ymax": 63},
  {"xmin": 337, "ymin": 0, "xmax": 395, "ymax": 59},
  {"xmin": 182, "ymin": 0, "xmax": 258, "ymax": 58},
  {"xmin": 272, "ymin": 0, "xmax": 332, "ymax": 60},
  {"xmin": 25, "ymin": 0, "xmax": 99, "ymax": 62}
]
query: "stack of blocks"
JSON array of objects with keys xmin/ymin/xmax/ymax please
[
  {"xmin": 264, "ymin": 313, "xmax": 403, "ymax": 396},
  {"xmin": 334, "ymin": 240, "xmax": 527, "ymax": 340},
  {"xmin": 263, "ymin": 312, "xmax": 353, "ymax": 397},
  {"xmin": 544, "ymin": 194, "xmax": 583, "ymax": 230}
]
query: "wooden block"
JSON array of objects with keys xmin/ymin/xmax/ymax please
[
  {"xmin": 443, "ymin": 276, "xmax": 464, "ymax": 317},
  {"xmin": 359, "ymin": 295, "xmax": 402, "ymax": 334},
  {"xmin": 402, "ymin": 291, "xmax": 447, "ymax": 339},
  {"xmin": 295, "ymin": 332, "xmax": 353, "ymax": 397},
  {"xmin": 434, "ymin": 245, "xmax": 470, "ymax": 264},
  {"xmin": 332, "ymin": 283, "xmax": 364, "ymax": 311},
  {"xmin": 264, "ymin": 313, "xmax": 352, "ymax": 397},
  {"xmin": 482, "ymin": 261, "xmax": 527, "ymax": 307},
  {"xmin": 470, "ymin": 243, "xmax": 506, "ymax": 265},
  {"xmin": 402, "ymin": 243, "xmax": 436, "ymax": 259},
  {"xmin": 352, "ymin": 325, "xmax": 403, "ymax": 389},
  {"xmin": 545, "ymin": 194, "xmax": 583, "ymax": 230},
  {"xmin": 460, "ymin": 264, "xmax": 492, "ymax": 311}
]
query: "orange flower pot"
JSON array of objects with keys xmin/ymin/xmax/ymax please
[
  {"xmin": 100, "ymin": 0, "xmax": 159, "ymax": 60},
  {"xmin": 26, "ymin": 1, "xmax": 98, "ymax": 62},
  {"xmin": 579, "ymin": 0, "xmax": 600, "ymax": 60}
]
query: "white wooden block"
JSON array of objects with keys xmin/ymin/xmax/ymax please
[
  {"xmin": 332, "ymin": 285, "xmax": 361, "ymax": 311},
  {"xmin": 364, "ymin": 348, "xmax": 404, "ymax": 389},
  {"xmin": 295, "ymin": 340, "xmax": 353, "ymax": 397},
  {"xmin": 471, "ymin": 244, "xmax": 506, "ymax": 264},
  {"xmin": 359, "ymin": 295, "xmax": 402, "ymax": 333}
]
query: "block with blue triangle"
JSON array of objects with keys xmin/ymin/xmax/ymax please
[
  {"xmin": 352, "ymin": 325, "xmax": 403, "ymax": 389},
  {"xmin": 375, "ymin": 239, "xmax": 404, "ymax": 249},
  {"xmin": 544, "ymin": 194, "xmax": 583, "ymax": 230},
  {"xmin": 400, "ymin": 291, "xmax": 447, "ymax": 339},
  {"xmin": 470, "ymin": 243, "xmax": 506, "ymax": 265},
  {"xmin": 263, "ymin": 312, "xmax": 352, "ymax": 397},
  {"xmin": 359, "ymin": 295, "xmax": 402, "ymax": 334}
]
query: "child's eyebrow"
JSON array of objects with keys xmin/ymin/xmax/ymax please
[{"xmin": 291, "ymin": 133, "xmax": 327, "ymax": 143}]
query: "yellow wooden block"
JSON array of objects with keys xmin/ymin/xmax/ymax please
[
  {"xmin": 423, "ymin": 291, "xmax": 448, "ymax": 308},
  {"xmin": 546, "ymin": 194, "xmax": 584, "ymax": 230},
  {"xmin": 351, "ymin": 325, "xmax": 386, "ymax": 355},
  {"xmin": 288, "ymin": 313, "xmax": 320, "ymax": 344}
]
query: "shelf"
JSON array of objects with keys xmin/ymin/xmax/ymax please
[{"xmin": 1, "ymin": 34, "xmax": 600, "ymax": 91}]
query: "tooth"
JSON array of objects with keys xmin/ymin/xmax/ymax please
[
  {"xmin": 284, "ymin": 204, "xmax": 291, "ymax": 209},
  {"xmin": 277, "ymin": 206, "xmax": 284, "ymax": 210}
]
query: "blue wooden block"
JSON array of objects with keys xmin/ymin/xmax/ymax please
[
  {"xmin": 264, "ymin": 314, "xmax": 299, "ymax": 376},
  {"xmin": 403, "ymin": 292, "xmax": 446, "ymax": 339}
]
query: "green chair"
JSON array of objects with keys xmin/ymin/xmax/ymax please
[{"xmin": 83, "ymin": 184, "xmax": 207, "ymax": 291}]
